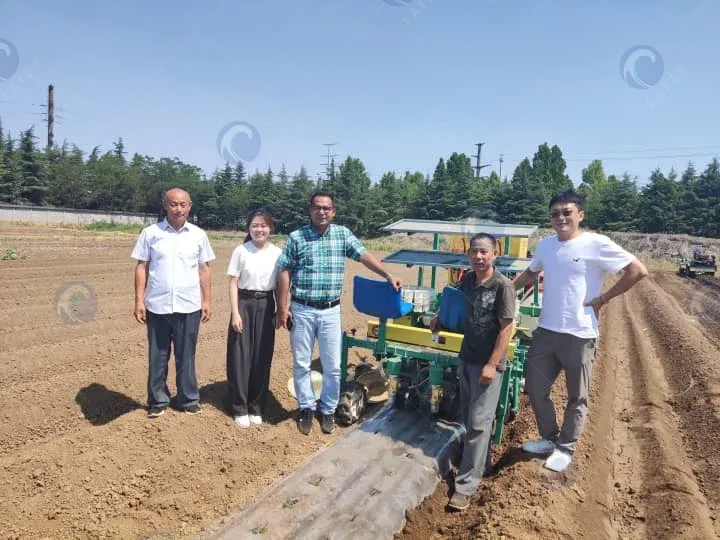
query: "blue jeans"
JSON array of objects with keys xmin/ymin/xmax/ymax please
[{"xmin": 290, "ymin": 301, "xmax": 342, "ymax": 415}]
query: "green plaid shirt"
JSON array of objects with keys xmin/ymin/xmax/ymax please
[{"xmin": 277, "ymin": 224, "xmax": 367, "ymax": 303}]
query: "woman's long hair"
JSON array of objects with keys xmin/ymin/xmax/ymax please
[{"xmin": 244, "ymin": 209, "xmax": 275, "ymax": 244}]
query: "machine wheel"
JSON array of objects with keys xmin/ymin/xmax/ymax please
[{"xmin": 336, "ymin": 381, "xmax": 367, "ymax": 426}]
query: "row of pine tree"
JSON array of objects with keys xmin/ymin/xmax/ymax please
[{"xmin": 1, "ymin": 124, "xmax": 719, "ymax": 238}]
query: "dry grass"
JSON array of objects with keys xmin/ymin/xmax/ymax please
[{"xmin": 605, "ymin": 231, "xmax": 720, "ymax": 270}]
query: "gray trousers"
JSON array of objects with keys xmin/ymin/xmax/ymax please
[
  {"xmin": 525, "ymin": 327, "xmax": 596, "ymax": 454},
  {"xmin": 454, "ymin": 362, "xmax": 503, "ymax": 497},
  {"xmin": 146, "ymin": 310, "xmax": 201, "ymax": 409}
]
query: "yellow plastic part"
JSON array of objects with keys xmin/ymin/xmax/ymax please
[
  {"xmin": 508, "ymin": 237, "xmax": 529, "ymax": 258},
  {"xmin": 366, "ymin": 320, "xmax": 464, "ymax": 353}
]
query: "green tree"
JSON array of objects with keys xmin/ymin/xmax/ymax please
[
  {"xmin": 637, "ymin": 169, "xmax": 681, "ymax": 233},
  {"xmin": 578, "ymin": 160, "xmax": 607, "ymax": 229}
]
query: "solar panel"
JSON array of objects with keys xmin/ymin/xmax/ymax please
[
  {"xmin": 381, "ymin": 218, "xmax": 538, "ymax": 238},
  {"xmin": 382, "ymin": 248, "xmax": 531, "ymax": 273}
]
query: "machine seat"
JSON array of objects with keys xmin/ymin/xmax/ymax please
[
  {"xmin": 438, "ymin": 285, "xmax": 467, "ymax": 333},
  {"xmin": 353, "ymin": 276, "xmax": 413, "ymax": 319}
]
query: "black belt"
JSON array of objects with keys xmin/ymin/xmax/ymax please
[
  {"xmin": 292, "ymin": 297, "xmax": 340, "ymax": 309},
  {"xmin": 238, "ymin": 289, "xmax": 272, "ymax": 299}
]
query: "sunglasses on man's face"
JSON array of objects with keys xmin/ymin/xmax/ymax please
[
  {"xmin": 550, "ymin": 209, "xmax": 575, "ymax": 219},
  {"xmin": 311, "ymin": 205, "xmax": 334, "ymax": 212}
]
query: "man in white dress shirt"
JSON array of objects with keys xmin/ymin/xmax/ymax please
[{"xmin": 131, "ymin": 188, "xmax": 216, "ymax": 418}]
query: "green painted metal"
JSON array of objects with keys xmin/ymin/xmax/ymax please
[
  {"xmin": 429, "ymin": 365, "xmax": 445, "ymax": 385},
  {"xmin": 430, "ymin": 233, "xmax": 440, "ymax": 290},
  {"xmin": 340, "ymin": 218, "xmax": 541, "ymax": 447},
  {"xmin": 492, "ymin": 345, "xmax": 528, "ymax": 444},
  {"xmin": 341, "ymin": 319, "xmax": 531, "ymax": 447}
]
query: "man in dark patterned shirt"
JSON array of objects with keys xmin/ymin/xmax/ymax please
[
  {"xmin": 276, "ymin": 192, "xmax": 402, "ymax": 435},
  {"xmin": 430, "ymin": 232, "xmax": 516, "ymax": 511}
]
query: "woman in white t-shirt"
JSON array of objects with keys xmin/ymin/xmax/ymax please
[{"xmin": 226, "ymin": 209, "xmax": 282, "ymax": 429}]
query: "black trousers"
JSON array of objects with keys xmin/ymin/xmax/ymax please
[
  {"xmin": 146, "ymin": 310, "xmax": 201, "ymax": 409},
  {"xmin": 226, "ymin": 292, "xmax": 276, "ymax": 417}
]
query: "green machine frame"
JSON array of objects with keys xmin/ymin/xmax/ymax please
[{"xmin": 340, "ymin": 219, "xmax": 541, "ymax": 445}]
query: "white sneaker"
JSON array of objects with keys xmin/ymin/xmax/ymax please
[
  {"xmin": 522, "ymin": 439, "xmax": 555, "ymax": 455},
  {"xmin": 234, "ymin": 415, "xmax": 250, "ymax": 429},
  {"xmin": 545, "ymin": 449, "xmax": 572, "ymax": 472},
  {"xmin": 250, "ymin": 415, "xmax": 262, "ymax": 426}
]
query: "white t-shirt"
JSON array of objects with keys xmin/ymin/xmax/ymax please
[
  {"xmin": 529, "ymin": 232, "xmax": 635, "ymax": 339},
  {"xmin": 226, "ymin": 242, "xmax": 282, "ymax": 291}
]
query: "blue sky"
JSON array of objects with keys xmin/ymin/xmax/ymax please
[{"xmin": 1, "ymin": 0, "xmax": 719, "ymax": 187}]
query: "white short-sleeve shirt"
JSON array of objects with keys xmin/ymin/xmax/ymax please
[
  {"xmin": 529, "ymin": 232, "xmax": 635, "ymax": 339},
  {"xmin": 131, "ymin": 219, "xmax": 216, "ymax": 314},
  {"xmin": 226, "ymin": 242, "xmax": 282, "ymax": 291}
]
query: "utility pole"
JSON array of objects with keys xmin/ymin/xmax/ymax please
[
  {"xmin": 321, "ymin": 142, "xmax": 338, "ymax": 182},
  {"xmin": 472, "ymin": 142, "xmax": 491, "ymax": 177},
  {"xmin": 47, "ymin": 84, "xmax": 55, "ymax": 149},
  {"xmin": 499, "ymin": 154, "xmax": 504, "ymax": 180}
]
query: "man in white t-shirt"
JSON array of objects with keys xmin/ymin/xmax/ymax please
[{"xmin": 512, "ymin": 190, "xmax": 647, "ymax": 472}]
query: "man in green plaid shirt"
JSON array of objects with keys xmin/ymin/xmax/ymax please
[{"xmin": 276, "ymin": 192, "xmax": 402, "ymax": 435}]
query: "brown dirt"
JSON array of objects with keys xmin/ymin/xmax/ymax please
[
  {"xmin": 0, "ymin": 225, "xmax": 422, "ymax": 540},
  {"xmin": 398, "ymin": 270, "xmax": 720, "ymax": 539},
  {"xmin": 2, "ymin": 225, "xmax": 720, "ymax": 540}
]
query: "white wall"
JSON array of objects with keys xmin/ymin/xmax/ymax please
[{"xmin": 0, "ymin": 204, "xmax": 157, "ymax": 226}]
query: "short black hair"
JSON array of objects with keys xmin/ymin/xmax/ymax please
[
  {"xmin": 549, "ymin": 189, "xmax": 584, "ymax": 210},
  {"xmin": 309, "ymin": 191, "xmax": 335, "ymax": 206},
  {"xmin": 469, "ymin": 233, "xmax": 497, "ymax": 249}
]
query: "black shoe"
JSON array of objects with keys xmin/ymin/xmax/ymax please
[
  {"xmin": 147, "ymin": 407, "xmax": 165, "ymax": 418},
  {"xmin": 297, "ymin": 408, "xmax": 314, "ymax": 435},
  {"xmin": 320, "ymin": 412, "xmax": 335, "ymax": 434},
  {"xmin": 183, "ymin": 404, "xmax": 202, "ymax": 415}
]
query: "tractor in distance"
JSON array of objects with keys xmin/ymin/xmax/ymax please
[{"xmin": 678, "ymin": 244, "xmax": 717, "ymax": 277}]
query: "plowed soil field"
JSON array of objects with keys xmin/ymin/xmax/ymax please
[{"xmin": 2, "ymin": 225, "xmax": 720, "ymax": 540}]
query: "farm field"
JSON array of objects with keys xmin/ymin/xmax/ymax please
[{"xmin": 1, "ymin": 224, "xmax": 720, "ymax": 540}]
